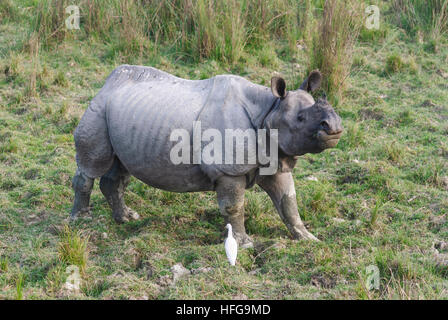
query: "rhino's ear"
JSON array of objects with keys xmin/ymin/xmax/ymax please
[
  {"xmin": 271, "ymin": 76, "xmax": 287, "ymax": 99},
  {"xmin": 299, "ymin": 70, "xmax": 322, "ymax": 92}
]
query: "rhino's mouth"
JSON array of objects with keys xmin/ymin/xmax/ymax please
[{"xmin": 317, "ymin": 130, "xmax": 342, "ymax": 149}]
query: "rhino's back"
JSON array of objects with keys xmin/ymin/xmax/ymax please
[{"xmin": 103, "ymin": 65, "xmax": 218, "ymax": 191}]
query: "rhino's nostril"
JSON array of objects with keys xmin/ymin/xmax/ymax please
[{"xmin": 320, "ymin": 120, "xmax": 330, "ymax": 132}]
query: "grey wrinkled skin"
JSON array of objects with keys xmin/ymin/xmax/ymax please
[{"xmin": 70, "ymin": 65, "xmax": 343, "ymax": 246}]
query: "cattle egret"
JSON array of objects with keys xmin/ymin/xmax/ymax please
[{"xmin": 225, "ymin": 224, "xmax": 238, "ymax": 266}]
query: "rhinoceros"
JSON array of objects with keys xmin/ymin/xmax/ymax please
[{"xmin": 71, "ymin": 65, "xmax": 343, "ymax": 246}]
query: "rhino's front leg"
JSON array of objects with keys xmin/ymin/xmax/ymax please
[
  {"xmin": 257, "ymin": 172, "xmax": 319, "ymax": 241},
  {"xmin": 216, "ymin": 175, "xmax": 253, "ymax": 248}
]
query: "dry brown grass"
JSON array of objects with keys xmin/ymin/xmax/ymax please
[
  {"xmin": 393, "ymin": 0, "xmax": 448, "ymax": 40},
  {"xmin": 28, "ymin": 0, "xmax": 310, "ymax": 63},
  {"xmin": 309, "ymin": 0, "xmax": 363, "ymax": 103},
  {"xmin": 25, "ymin": 32, "xmax": 39, "ymax": 99}
]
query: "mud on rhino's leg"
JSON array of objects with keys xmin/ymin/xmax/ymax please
[
  {"xmin": 70, "ymin": 169, "xmax": 94, "ymax": 220},
  {"xmin": 215, "ymin": 175, "xmax": 253, "ymax": 248},
  {"xmin": 257, "ymin": 172, "xmax": 319, "ymax": 241},
  {"xmin": 99, "ymin": 158, "xmax": 140, "ymax": 223}
]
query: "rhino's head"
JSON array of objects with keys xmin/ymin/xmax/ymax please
[{"xmin": 267, "ymin": 70, "xmax": 343, "ymax": 156}]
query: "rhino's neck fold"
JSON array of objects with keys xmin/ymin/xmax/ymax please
[
  {"xmin": 260, "ymin": 98, "xmax": 281, "ymax": 130},
  {"xmin": 236, "ymin": 81, "xmax": 279, "ymax": 130}
]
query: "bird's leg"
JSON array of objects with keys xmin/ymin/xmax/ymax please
[
  {"xmin": 216, "ymin": 175, "xmax": 253, "ymax": 248},
  {"xmin": 257, "ymin": 171, "xmax": 319, "ymax": 241}
]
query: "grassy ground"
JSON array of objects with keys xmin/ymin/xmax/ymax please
[{"xmin": 0, "ymin": 1, "xmax": 447, "ymax": 299}]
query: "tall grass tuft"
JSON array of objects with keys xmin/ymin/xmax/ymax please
[
  {"xmin": 369, "ymin": 196, "xmax": 384, "ymax": 227},
  {"xmin": 58, "ymin": 225, "xmax": 89, "ymax": 274},
  {"xmin": 114, "ymin": 0, "xmax": 152, "ymax": 59},
  {"xmin": 83, "ymin": 0, "xmax": 117, "ymax": 38},
  {"xmin": 195, "ymin": 0, "xmax": 247, "ymax": 63},
  {"xmin": 0, "ymin": 0, "xmax": 18, "ymax": 23},
  {"xmin": 27, "ymin": 0, "xmax": 312, "ymax": 64},
  {"xmin": 308, "ymin": 0, "xmax": 363, "ymax": 103},
  {"xmin": 0, "ymin": 256, "xmax": 8, "ymax": 272},
  {"xmin": 31, "ymin": 0, "xmax": 71, "ymax": 47},
  {"xmin": 16, "ymin": 272, "xmax": 25, "ymax": 300},
  {"xmin": 24, "ymin": 32, "xmax": 40, "ymax": 99},
  {"xmin": 393, "ymin": 0, "xmax": 448, "ymax": 40}
]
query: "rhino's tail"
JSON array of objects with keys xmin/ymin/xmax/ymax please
[{"xmin": 74, "ymin": 98, "xmax": 115, "ymax": 178}]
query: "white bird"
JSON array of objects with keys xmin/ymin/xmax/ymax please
[{"xmin": 224, "ymin": 223, "xmax": 238, "ymax": 266}]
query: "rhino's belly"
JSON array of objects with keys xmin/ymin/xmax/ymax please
[{"xmin": 129, "ymin": 164, "xmax": 214, "ymax": 192}]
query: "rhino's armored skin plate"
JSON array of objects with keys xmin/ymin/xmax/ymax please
[{"xmin": 71, "ymin": 65, "xmax": 343, "ymax": 246}]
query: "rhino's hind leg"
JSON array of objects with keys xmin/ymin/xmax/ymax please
[
  {"xmin": 99, "ymin": 158, "xmax": 140, "ymax": 223},
  {"xmin": 216, "ymin": 175, "xmax": 253, "ymax": 248},
  {"xmin": 70, "ymin": 169, "xmax": 94, "ymax": 220}
]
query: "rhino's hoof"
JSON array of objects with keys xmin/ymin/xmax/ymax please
[
  {"xmin": 126, "ymin": 209, "xmax": 140, "ymax": 221},
  {"xmin": 113, "ymin": 207, "xmax": 140, "ymax": 223},
  {"xmin": 295, "ymin": 228, "xmax": 320, "ymax": 241},
  {"xmin": 70, "ymin": 207, "xmax": 91, "ymax": 221},
  {"xmin": 289, "ymin": 223, "xmax": 320, "ymax": 241},
  {"xmin": 235, "ymin": 233, "xmax": 254, "ymax": 249},
  {"xmin": 306, "ymin": 234, "xmax": 320, "ymax": 241}
]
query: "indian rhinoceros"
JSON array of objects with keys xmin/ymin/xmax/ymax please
[{"xmin": 70, "ymin": 65, "xmax": 343, "ymax": 247}]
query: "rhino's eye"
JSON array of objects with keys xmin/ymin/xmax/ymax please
[{"xmin": 297, "ymin": 114, "xmax": 305, "ymax": 122}]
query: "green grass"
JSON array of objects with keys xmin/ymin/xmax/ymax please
[
  {"xmin": 57, "ymin": 225, "xmax": 89, "ymax": 274},
  {"xmin": 16, "ymin": 272, "xmax": 25, "ymax": 300},
  {"xmin": 392, "ymin": 0, "xmax": 448, "ymax": 40},
  {"xmin": 0, "ymin": 0, "xmax": 447, "ymax": 300}
]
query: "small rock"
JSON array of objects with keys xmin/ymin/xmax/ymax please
[
  {"xmin": 296, "ymin": 40, "xmax": 306, "ymax": 51},
  {"xmin": 191, "ymin": 267, "xmax": 212, "ymax": 275},
  {"xmin": 434, "ymin": 241, "xmax": 448, "ymax": 252},
  {"xmin": 379, "ymin": 94, "xmax": 388, "ymax": 99},
  {"xmin": 102, "ymin": 232, "xmax": 108, "ymax": 239},
  {"xmin": 232, "ymin": 293, "xmax": 248, "ymax": 300},
  {"xmin": 432, "ymin": 245, "xmax": 448, "ymax": 267},
  {"xmin": 435, "ymin": 256, "xmax": 448, "ymax": 267},
  {"xmin": 437, "ymin": 69, "xmax": 448, "ymax": 79},
  {"xmin": 332, "ymin": 218, "xmax": 346, "ymax": 224},
  {"xmin": 442, "ymin": 176, "xmax": 448, "ymax": 190},
  {"xmin": 248, "ymin": 269, "xmax": 260, "ymax": 276},
  {"xmin": 171, "ymin": 263, "xmax": 191, "ymax": 282},
  {"xmin": 306, "ymin": 176, "xmax": 318, "ymax": 182},
  {"xmin": 429, "ymin": 214, "xmax": 446, "ymax": 228},
  {"xmin": 354, "ymin": 219, "xmax": 362, "ymax": 226},
  {"xmin": 158, "ymin": 275, "xmax": 173, "ymax": 287},
  {"xmin": 62, "ymin": 281, "xmax": 79, "ymax": 293}
]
